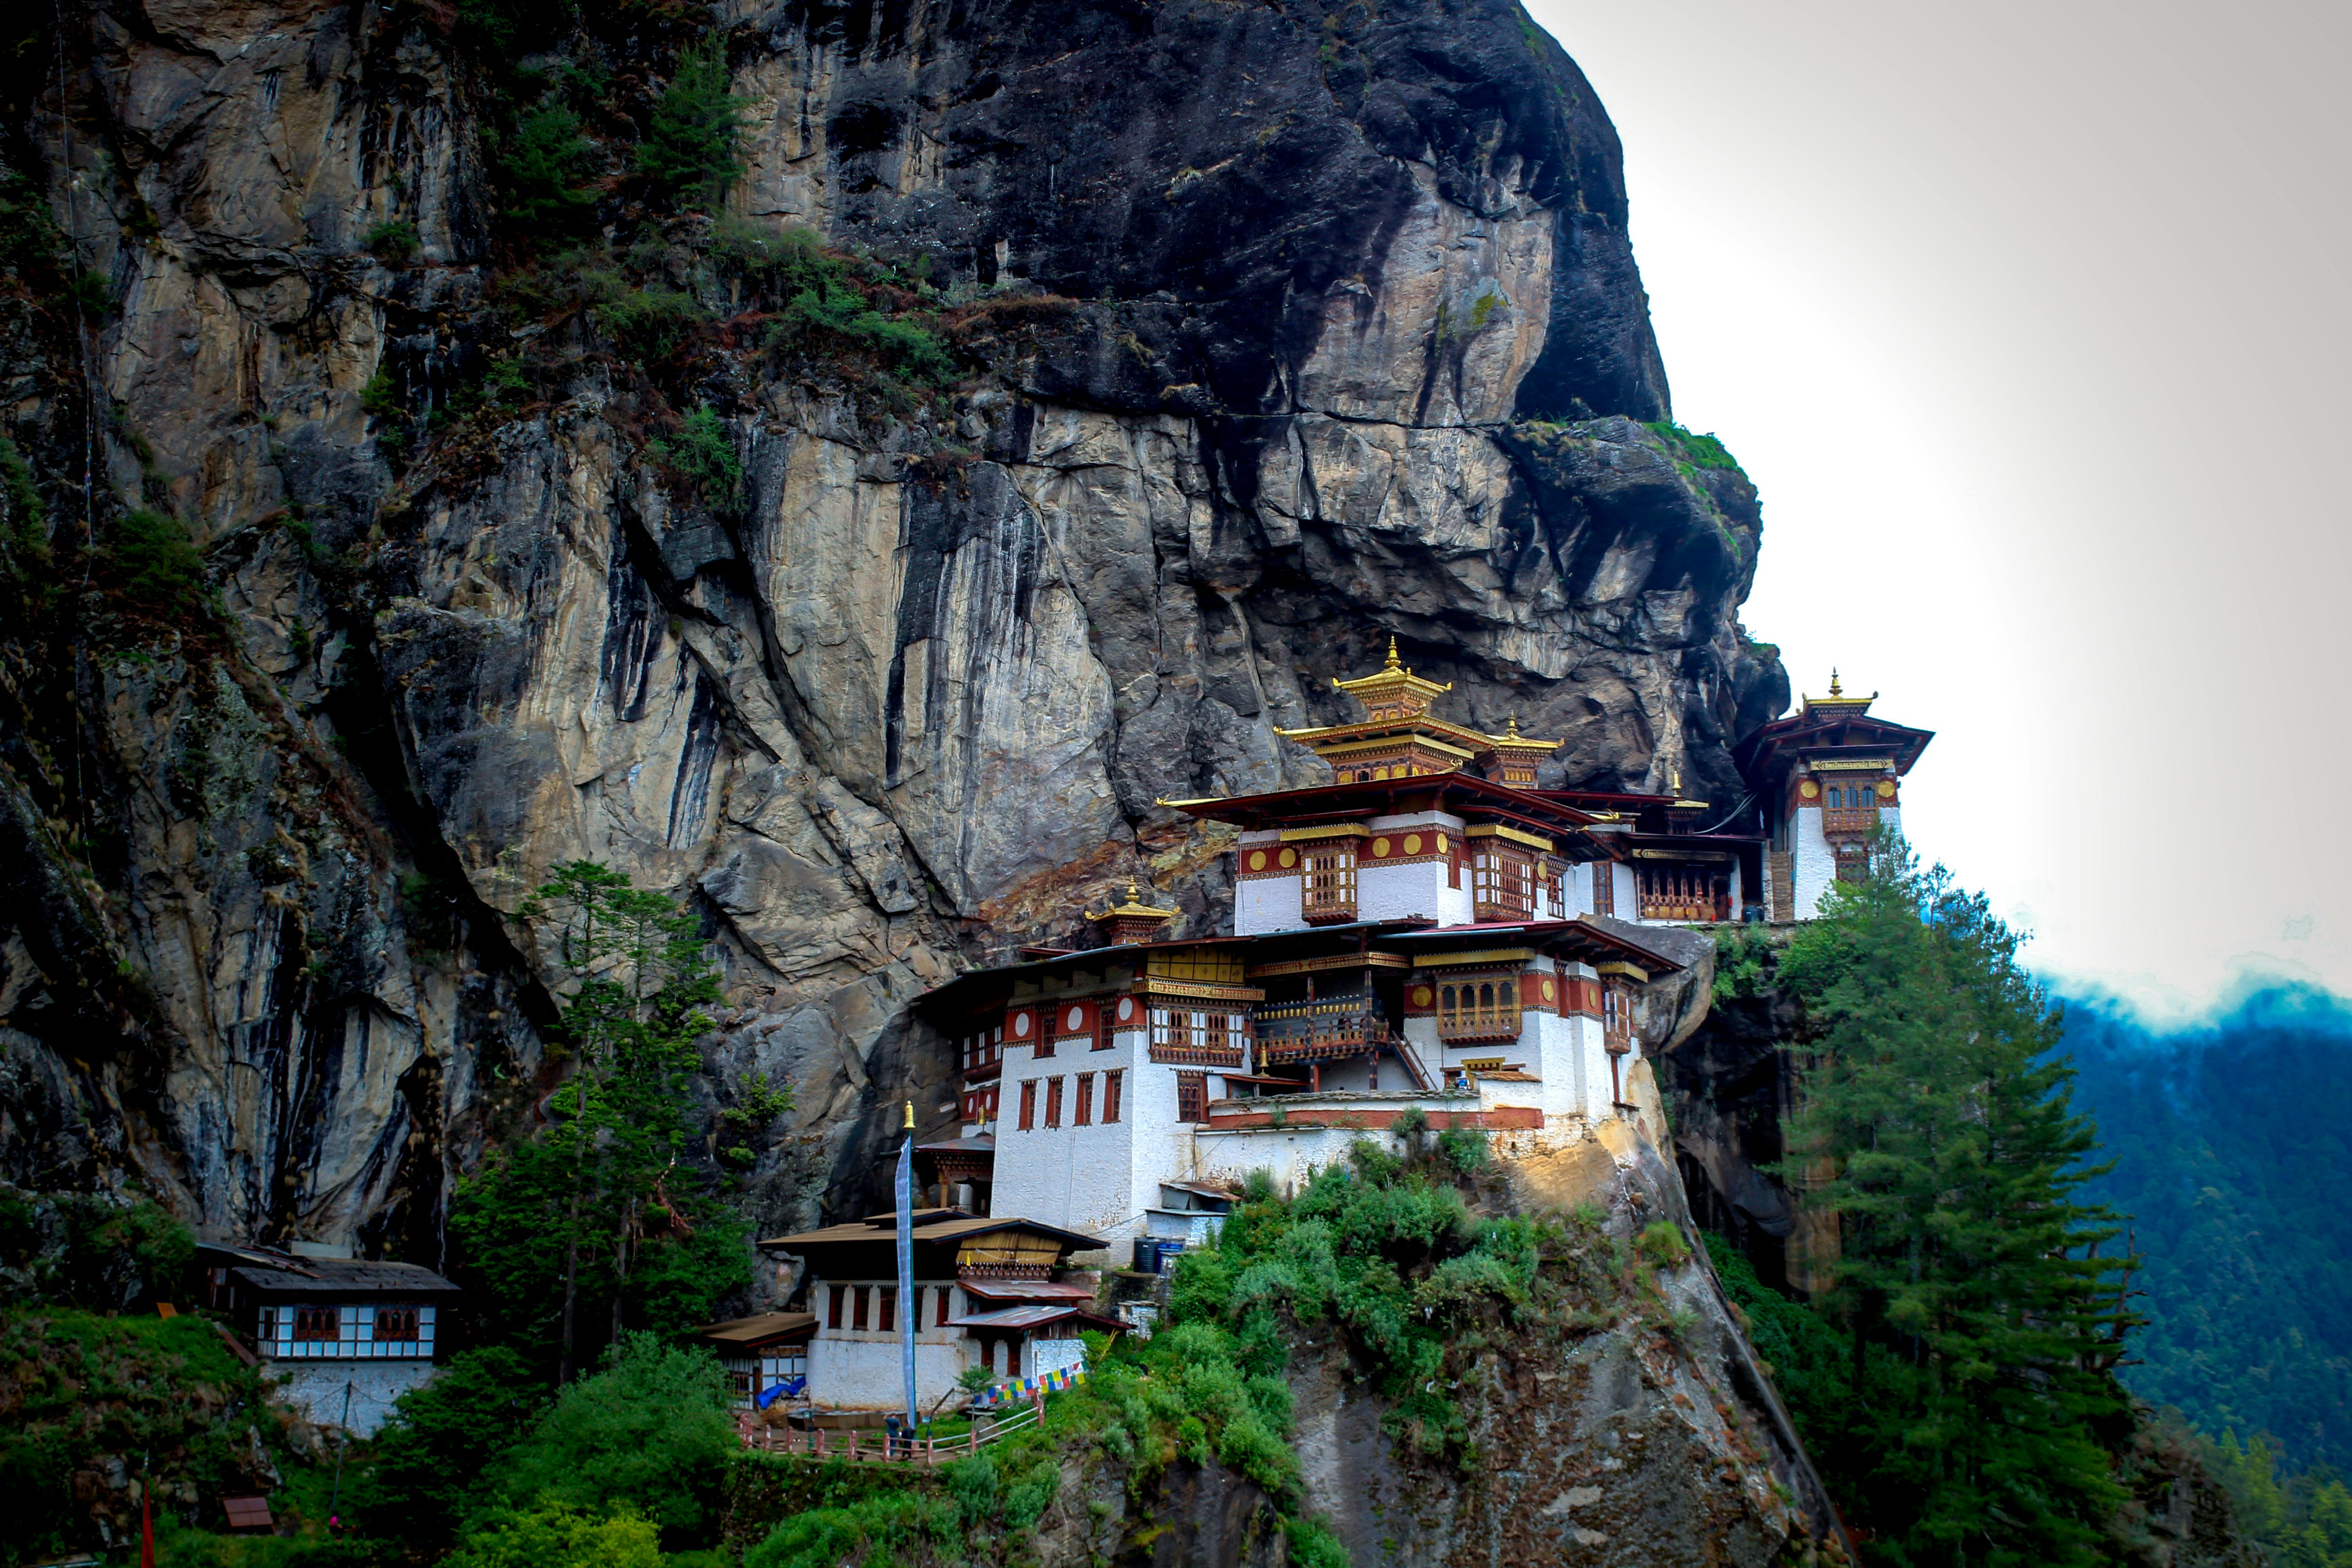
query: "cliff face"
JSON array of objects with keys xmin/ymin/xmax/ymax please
[{"xmin": 0, "ymin": 0, "xmax": 1786, "ymax": 1250}]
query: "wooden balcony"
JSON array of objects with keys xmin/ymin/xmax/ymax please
[
  {"xmin": 1436, "ymin": 1004, "xmax": 1521, "ymax": 1044},
  {"xmin": 1637, "ymin": 892, "xmax": 1730, "ymax": 922},
  {"xmin": 1821, "ymin": 806, "xmax": 1881, "ymax": 836},
  {"xmin": 1254, "ymin": 994, "xmax": 1385, "ymax": 1061}
]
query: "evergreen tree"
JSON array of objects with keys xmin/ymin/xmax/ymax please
[
  {"xmin": 1776, "ymin": 839, "xmax": 2137, "ymax": 1566},
  {"xmin": 501, "ymin": 103, "xmax": 602, "ymax": 235},
  {"xmin": 448, "ymin": 862, "xmax": 765, "ymax": 1385},
  {"xmin": 635, "ymin": 42, "xmax": 750, "ymax": 208}
]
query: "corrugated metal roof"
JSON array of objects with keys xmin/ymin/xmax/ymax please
[
  {"xmin": 695, "ymin": 1310, "xmax": 817, "ymax": 1347},
  {"xmin": 760, "ymin": 1215, "xmax": 1105, "ymax": 1251},
  {"xmin": 947, "ymin": 1305, "xmax": 1088, "ymax": 1330},
  {"xmin": 956, "ymin": 1279, "xmax": 1100, "ymax": 1303}
]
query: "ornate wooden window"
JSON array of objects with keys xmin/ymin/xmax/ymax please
[
  {"xmin": 1542, "ymin": 861, "xmax": 1567, "ymax": 920},
  {"xmin": 1591, "ymin": 862, "xmax": 1615, "ymax": 916},
  {"xmin": 877, "ymin": 1286, "xmax": 896, "ymax": 1334},
  {"xmin": 1044, "ymin": 1076, "xmax": 1064, "ymax": 1128},
  {"xmin": 1018, "ymin": 1080, "xmax": 1037, "ymax": 1130},
  {"xmin": 1075, "ymin": 1073, "xmax": 1094, "ymax": 1125},
  {"xmin": 1637, "ymin": 866, "xmax": 1727, "ymax": 922},
  {"xmin": 1602, "ymin": 983, "xmax": 1633, "ymax": 1053},
  {"xmin": 373, "ymin": 1306, "xmax": 419, "ymax": 1342},
  {"xmin": 1147, "ymin": 1007, "xmax": 1247, "ymax": 1067},
  {"xmin": 1835, "ymin": 843, "xmax": 1868, "ymax": 883},
  {"xmin": 1471, "ymin": 845, "xmax": 1534, "ymax": 921},
  {"xmin": 293, "ymin": 1306, "xmax": 339, "ymax": 1342},
  {"xmin": 1301, "ymin": 844, "xmax": 1357, "ymax": 923},
  {"xmin": 853, "ymin": 1286, "xmax": 870, "ymax": 1331},
  {"xmin": 1436, "ymin": 975, "xmax": 1520, "ymax": 1042},
  {"xmin": 1176, "ymin": 1072, "xmax": 1209, "ymax": 1123},
  {"xmin": 1104, "ymin": 1070, "xmax": 1124, "ymax": 1124},
  {"xmin": 827, "ymin": 1284, "xmax": 844, "ymax": 1329}
]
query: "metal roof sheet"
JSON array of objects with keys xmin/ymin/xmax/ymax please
[
  {"xmin": 956, "ymin": 1279, "xmax": 1101, "ymax": 1303},
  {"xmin": 760, "ymin": 1215, "xmax": 1105, "ymax": 1251},
  {"xmin": 694, "ymin": 1310, "xmax": 817, "ymax": 1347},
  {"xmin": 947, "ymin": 1305, "xmax": 1090, "ymax": 1330}
]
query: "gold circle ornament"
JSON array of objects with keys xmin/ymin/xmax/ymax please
[
  {"xmin": 1436, "ymin": 833, "xmax": 1448, "ymax": 853},
  {"xmin": 1278, "ymin": 847, "xmax": 1297, "ymax": 868},
  {"xmin": 1877, "ymin": 780, "xmax": 1896, "ymax": 799},
  {"xmin": 1372, "ymin": 837, "xmax": 1391, "ymax": 857},
  {"xmin": 1403, "ymin": 833, "xmax": 1422, "ymax": 855},
  {"xmin": 1247, "ymin": 850, "xmax": 1267, "ymax": 872},
  {"xmin": 1798, "ymin": 779, "xmax": 1820, "ymax": 799},
  {"xmin": 1411, "ymin": 985, "xmax": 1434, "ymax": 1008}
]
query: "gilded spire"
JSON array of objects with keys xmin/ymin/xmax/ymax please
[
  {"xmin": 1383, "ymin": 635, "xmax": 1402, "ymax": 672},
  {"xmin": 1828, "ymin": 667, "xmax": 1842, "ymax": 699}
]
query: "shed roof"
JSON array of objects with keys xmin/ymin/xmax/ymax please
[
  {"xmin": 694, "ymin": 1311, "xmax": 818, "ymax": 1348},
  {"xmin": 760, "ymin": 1215, "xmax": 1105, "ymax": 1253},
  {"xmin": 947, "ymin": 1304, "xmax": 1123, "ymax": 1333},
  {"xmin": 226, "ymin": 1258, "xmax": 460, "ymax": 1296},
  {"xmin": 956, "ymin": 1279, "xmax": 1101, "ymax": 1303}
]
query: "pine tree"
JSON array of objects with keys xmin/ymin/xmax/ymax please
[
  {"xmin": 634, "ymin": 42, "xmax": 750, "ymax": 209},
  {"xmin": 1777, "ymin": 839, "xmax": 2138, "ymax": 1566},
  {"xmin": 448, "ymin": 863, "xmax": 765, "ymax": 1385}
]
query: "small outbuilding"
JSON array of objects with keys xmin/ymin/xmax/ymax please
[
  {"xmin": 692, "ymin": 1310, "xmax": 817, "ymax": 1408},
  {"xmin": 195, "ymin": 1241, "xmax": 459, "ymax": 1437}
]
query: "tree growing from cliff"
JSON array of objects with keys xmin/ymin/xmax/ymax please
[
  {"xmin": 634, "ymin": 42, "xmax": 749, "ymax": 209},
  {"xmin": 448, "ymin": 862, "xmax": 761, "ymax": 1386},
  {"xmin": 1777, "ymin": 840, "xmax": 2137, "ymax": 1566}
]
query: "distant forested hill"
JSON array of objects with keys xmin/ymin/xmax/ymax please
[{"xmin": 2063, "ymin": 987, "xmax": 2352, "ymax": 1469}]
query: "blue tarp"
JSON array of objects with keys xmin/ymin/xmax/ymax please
[{"xmin": 755, "ymin": 1376, "xmax": 806, "ymax": 1409}]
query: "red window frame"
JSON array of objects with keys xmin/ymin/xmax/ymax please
[
  {"xmin": 1044, "ymin": 1076, "xmax": 1064, "ymax": 1128},
  {"xmin": 373, "ymin": 1306, "xmax": 419, "ymax": 1342},
  {"xmin": 878, "ymin": 1286, "xmax": 896, "ymax": 1334},
  {"xmin": 936, "ymin": 1287, "xmax": 952, "ymax": 1328},
  {"xmin": 1104, "ymin": 1070, "xmax": 1123, "ymax": 1124},
  {"xmin": 827, "ymin": 1284, "xmax": 844, "ymax": 1329},
  {"xmin": 293, "ymin": 1306, "xmax": 338, "ymax": 1342},
  {"xmin": 1075, "ymin": 1072, "xmax": 1094, "ymax": 1125},
  {"xmin": 853, "ymin": 1286, "xmax": 870, "ymax": 1331},
  {"xmin": 1018, "ymin": 1080, "xmax": 1036, "ymax": 1130}
]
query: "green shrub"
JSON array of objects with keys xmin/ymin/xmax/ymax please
[
  {"xmin": 364, "ymin": 220, "xmax": 419, "ymax": 265},
  {"xmin": 71, "ymin": 268, "xmax": 114, "ymax": 316},
  {"xmin": 492, "ymin": 1334, "xmax": 735, "ymax": 1542},
  {"xmin": 0, "ymin": 432, "xmax": 48, "ymax": 574},
  {"xmin": 1435, "ymin": 1125, "xmax": 1489, "ymax": 1176},
  {"xmin": 360, "ymin": 368, "xmax": 402, "ymax": 420},
  {"xmin": 1641, "ymin": 419, "xmax": 1743, "ymax": 474},
  {"xmin": 356, "ymin": 1347, "xmax": 545, "ymax": 1548},
  {"xmin": 502, "ymin": 105, "xmax": 602, "ymax": 236},
  {"xmin": 1635, "ymin": 1220, "xmax": 1691, "ymax": 1269},
  {"xmin": 650, "ymin": 405, "xmax": 742, "ymax": 509},
  {"xmin": 636, "ymin": 42, "xmax": 749, "ymax": 208},
  {"xmin": 447, "ymin": 1498, "xmax": 661, "ymax": 1568},
  {"xmin": 766, "ymin": 275, "xmax": 951, "ymax": 383},
  {"xmin": 593, "ymin": 285, "xmax": 705, "ymax": 362},
  {"xmin": 103, "ymin": 508, "xmax": 206, "ymax": 612}
]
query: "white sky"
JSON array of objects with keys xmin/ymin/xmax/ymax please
[{"xmin": 1526, "ymin": 0, "xmax": 2352, "ymax": 1017}]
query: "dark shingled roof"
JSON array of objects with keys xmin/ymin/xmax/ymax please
[{"xmin": 226, "ymin": 1258, "xmax": 460, "ymax": 1296}]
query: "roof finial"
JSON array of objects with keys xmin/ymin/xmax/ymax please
[
  {"xmin": 1126, "ymin": 877, "xmax": 1142, "ymax": 902},
  {"xmin": 1668, "ymin": 763, "xmax": 1683, "ymax": 796},
  {"xmin": 1504, "ymin": 715, "xmax": 1521, "ymax": 738},
  {"xmin": 1828, "ymin": 666, "xmax": 1842, "ymax": 699},
  {"xmin": 1384, "ymin": 635, "xmax": 1401, "ymax": 672}
]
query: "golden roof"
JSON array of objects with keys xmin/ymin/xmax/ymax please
[
  {"xmin": 1331, "ymin": 637, "xmax": 1453, "ymax": 709},
  {"xmin": 1085, "ymin": 879, "xmax": 1176, "ymax": 923},
  {"xmin": 1483, "ymin": 715, "xmax": 1561, "ymax": 755},
  {"xmin": 1800, "ymin": 666, "xmax": 1877, "ymax": 715}
]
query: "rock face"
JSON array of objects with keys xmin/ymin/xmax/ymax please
[{"xmin": 0, "ymin": 0, "xmax": 1785, "ymax": 1257}]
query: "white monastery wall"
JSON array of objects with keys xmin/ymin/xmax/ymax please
[
  {"xmin": 809, "ymin": 1332, "xmax": 967, "ymax": 1411},
  {"xmin": 1611, "ymin": 863, "xmax": 1637, "ymax": 918},
  {"xmin": 992, "ymin": 1024, "xmax": 1140, "ymax": 1241},
  {"xmin": 1357, "ymin": 858, "xmax": 1445, "ymax": 923},
  {"xmin": 1236, "ymin": 873, "xmax": 1303, "ymax": 935},
  {"xmin": 1793, "ymin": 806, "xmax": 1834, "ymax": 920}
]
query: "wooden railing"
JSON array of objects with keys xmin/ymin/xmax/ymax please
[
  {"xmin": 1435, "ymin": 978, "xmax": 1520, "ymax": 1043},
  {"xmin": 1821, "ymin": 806, "xmax": 1881, "ymax": 836},
  {"xmin": 1254, "ymin": 994, "xmax": 1384, "ymax": 1061},
  {"xmin": 736, "ymin": 1402, "xmax": 1040, "ymax": 1465}
]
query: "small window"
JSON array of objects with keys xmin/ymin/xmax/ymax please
[
  {"xmin": 1075, "ymin": 1072, "xmax": 1094, "ymax": 1126},
  {"xmin": 853, "ymin": 1286, "xmax": 870, "ymax": 1332},
  {"xmin": 1045, "ymin": 1076, "xmax": 1064, "ymax": 1128},
  {"xmin": 936, "ymin": 1287, "xmax": 952, "ymax": 1328},
  {"xmin": 373, "ymin": 1306, "xmax": 419, "ymax": 1342},
  {"xmin": 1095, "ymin": 1008, "xmax": 1118, "ymax": 1050},
  {"xmin": 1018, "ymin": 1080, "xmax": 1037, "ymax": 1130},
  {"xmin": 827, "ymin": 1283, "xmax": 844, "ymax": 1329},
  {"xmin": 1176, "ymin": 1072, "xmax": 1208, "ymax": 1123},
  {"xmin": 878, "ymin": 1286, "xmax": 896, "ymax": 1334},
  {"xmin": 1104, "ymin": 1069, "xmax": 1124, "ymax": 1124},
  {"xmin": 294, "ymin": 1306, "xmax": 339, "ymax": 1342}
]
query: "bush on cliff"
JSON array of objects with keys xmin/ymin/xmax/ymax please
[
  {"xmin": 635, "ymin": 43, "xmax": 748, "ymax": 208},
  {"xmin": 489, "ymin": 1334, "xmax": 737, "ymax": 1542},
  {"xmin": 355, "ymin": 1348, "xmax": 545, "ymax": 1549}
]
